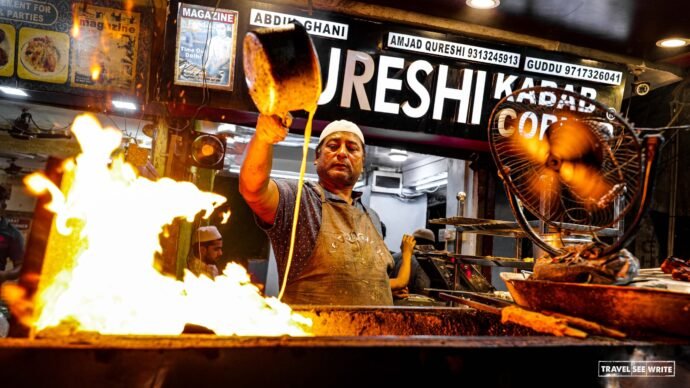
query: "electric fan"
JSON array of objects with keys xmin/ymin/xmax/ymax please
[{"xmin": 488, "ymin": 86, "xmax": 662, "ymax": 259}]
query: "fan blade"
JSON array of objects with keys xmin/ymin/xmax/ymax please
[
  {"xmin": 547, "ymin": 119, "xmax": 601, "ymax": 163},
  {"xmin": 559, "ymin": 161, "xmax": 612, "ymax": 207},
  {"xmin": 511, "ymin": 132, "xmax": 550, "ymax": 165},
  {"xmin": 524, "ymin": 168, "xmax": 561, "ymax": 217}
]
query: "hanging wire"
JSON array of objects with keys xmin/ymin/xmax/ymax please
[{"xmin": 166, "ymin": 0, "xmax": 221, "ymax": 132}]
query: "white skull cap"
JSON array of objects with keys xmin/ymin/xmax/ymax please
[
  {"xmin": 318, "ymin": 120, "xmax": 365, "ymax": 146},
  {"xmin": 194, "ymin": 226, "xmax": 222, "ymax": 243}
]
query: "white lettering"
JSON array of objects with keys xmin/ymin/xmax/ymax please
[
  {"xmin": 539, "ymin": 114, "xmax": 558, "ymax": 140},
  {"xmin": 523, "ymin": 56, "xmax": 623, "ymax": 85},
  {"xmin": 387, "ymin": 32, "xmax": 520, "ymax": 68},
  {"xmin": 318, "ymin": 48, "xmax": 342, "ymax": 106},
  {"xmin": 250, "ymin": 9, "xmax": 349, "ymax": 40},
  {"xmin": 496, "ymin": 108, "xmax": 517, "ymax": 137},
  {"xmin": 519, "ymin": 112, "xmax": 539, "ymax": 138},
  {"xmin": 471, "ymin": 70, "xmax": 487, "ymax": 125},
  {"xmin": 374, "ymin": 55, "xmax": 405, "ymax": 114},
  {"xmin": 433, "ymin": 67, "xmax": 473, "ymax": 123},
  {"xmin": 579, "ymin": 86, "xmax": 597, "ymax": 112},
  {"xmin": 340, "ymin": 50, "xmax": 375, "ymax": 110},
  {"xmin": 557, "ymin": 84, "xmax": 577, "ymax": 110},
  {"xmin": 401, "ymin": 60, "xmax": 433, "ymax": 118},
  {"xmin": 493, "ymin": 73, "xmax": 518, "ymax": 101},
  {"xmin": 516, "ymin": 78, "xmax": 536, "ymax": 104},
  {"xmin": 538, "ymin": 80, "xmax": 558, "ymax": 106}
]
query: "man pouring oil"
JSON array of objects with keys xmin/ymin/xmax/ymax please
[
  {"xmin": 240, "ymin": 22, "xmax": 414, "ymax": 305},
  {"xmin": 239, "ymin": 118, "xmax": 415, "ymax": 305}
]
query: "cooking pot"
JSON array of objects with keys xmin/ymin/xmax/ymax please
[{"xmin": 243, "ymin": 22, "xmax": 321, "ymax": 117}]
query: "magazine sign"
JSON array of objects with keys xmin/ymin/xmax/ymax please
[
  {"xmin": 174, "ymin": 2, "xmax": 239, "ymax": 91},
  {"xmin": 71, "ymin": 3, "xmax": 141, "ymax": 92}
]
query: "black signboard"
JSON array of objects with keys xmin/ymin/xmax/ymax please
[{"xmin": 164, "ymin": 0, "xmax": 629, "ymax": 150}]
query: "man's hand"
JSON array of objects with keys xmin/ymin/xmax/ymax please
[
  {"xmin": 392, "ymin": 286, "xmax": 410, "ymax": 299},
  {"xmin": 255, "ymin": 114, "xmax": 292, "ymax": 144},
  {"xmin": 400, "ymin": 234, "xmax": 416, "ymax": 255},
  {"xmin": 391, "ymin": 235, "xmax": 416, "ymax": 290}
]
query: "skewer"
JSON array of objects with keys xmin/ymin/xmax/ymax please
[
  {"xmin": 439, "ymin": 293, "xmax": 586, "ymax": 338},
  {"xmin": 540, "ymin": 310, "xmax": 626, "ymax": 339}
]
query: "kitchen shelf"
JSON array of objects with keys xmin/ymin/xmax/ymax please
[
  {"xmin": 429, "ymin": 216, "xmax": 620, "ymax": 237},
  {"xmin": 453, "ymin": 255, "xmax": 534, "ymax": 270}
]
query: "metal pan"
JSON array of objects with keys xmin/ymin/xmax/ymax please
[{"xmin": 501, "ymin": 272, "xmax": 690, "ymax": 338}]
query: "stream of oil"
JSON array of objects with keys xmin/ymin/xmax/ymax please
[{"xmin": 278, "ymin": 108, "xmax": 316, "ymax": 300}]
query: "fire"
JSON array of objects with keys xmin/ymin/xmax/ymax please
[
  {"xmin": 90, "ymin": 65, "xmax": 101, "ymax": 81},
  {"xmin": 6, "ymin": 114, "xmax": 312, "ymax": 336},
  {"xmin": 220, "ymin": 209, "xmax": 232, "ymax": 224},
  {"xmin": 71, "ymin": 9, "xmax": 79, "ymax": 38}
]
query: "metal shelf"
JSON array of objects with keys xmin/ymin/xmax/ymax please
[
  {"xmin": 429, "ymin": 216, "xmax": 620, "ymax": 237},
  {"xmin": 454, "ymin": 255, "xmax": 534, "ymax": 270}
]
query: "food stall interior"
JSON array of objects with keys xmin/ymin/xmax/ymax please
[{"xmin": 0, "ymin": 0, "xmax": 689, "ymax": 386}]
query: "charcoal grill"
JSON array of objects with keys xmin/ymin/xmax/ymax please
[{"xmin": 2, "ymin": 306, "xmax": 689, "ymax": 387}]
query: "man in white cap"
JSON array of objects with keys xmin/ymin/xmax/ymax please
[
  {"xmin": 240, "ymin": 116, "xmax": 415, "ymax": 305},
  {"xmin": 187, "ymin": 225, "xmax": 223, "ymax": 279}
]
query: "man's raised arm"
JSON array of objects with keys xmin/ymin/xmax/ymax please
[{"xmin": 239, "ymin": 114, "xmax": 290, "ymax": 224}]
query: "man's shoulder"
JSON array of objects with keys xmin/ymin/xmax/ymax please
[{"xmin": 275, "ymin": 179, "xmax": 320, "ymax": 199}]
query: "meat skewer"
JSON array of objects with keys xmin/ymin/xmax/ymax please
[
  {"xmin": 660, "ymin": 257, "xmax": 690, "ymax": 282},
  {"xmin": 439, "ymin": 292, "xmax": 626, "ymax": 339}
]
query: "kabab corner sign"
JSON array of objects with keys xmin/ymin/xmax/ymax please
[{"xmin": 171, "ymin": 0, "xmax": 628, "ymax": 144}]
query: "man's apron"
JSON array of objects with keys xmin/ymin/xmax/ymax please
[{"xmin": 282, "ymin": 185, "xmax": 394, "ymax": 305}]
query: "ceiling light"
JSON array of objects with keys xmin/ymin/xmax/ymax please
[
  {"xmin": 112, "ymin": 100, "xmax": 138, "ymax": 110},
  {"xmin": 656, "ymin": 38, "xmax": 688, "ymax": 48},
  {"xmin": 466, "ymin": 0, "xmax": 500, "ymax": 9},
  {"xmin": 0, "ymin": 86, "xmax": 28, "ymax": 96},
  {"xmin": 388, "ymin": 149, "xmax": 408, "ymax": 162}
]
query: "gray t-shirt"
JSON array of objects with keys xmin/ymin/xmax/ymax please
[{"xmin": 257, "ymin": 180, "xmax": 383, "ymax": 283}]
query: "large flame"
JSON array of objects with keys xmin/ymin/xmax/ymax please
[{"xmin": 8, "ymin": 114, "xmax": 311, "ymax": 336}]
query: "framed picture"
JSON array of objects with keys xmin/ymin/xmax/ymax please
[
  {"xmin": 174, "ymin": 3, "xmax": 239, "ymax": 91},
  {"xmin": 70, "ymin": 3, "xmax": 140, "ymax": 92}
]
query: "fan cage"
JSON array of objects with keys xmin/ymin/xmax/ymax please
[{"xmin": 488, "ymin": 87, "xmax": 642, "ymax": 234}]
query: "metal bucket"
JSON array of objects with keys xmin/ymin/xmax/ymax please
[{"xmin": 242, "ymin": 22, "xmax": 321, "ymax": 116}]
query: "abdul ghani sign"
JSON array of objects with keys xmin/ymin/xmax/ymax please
[{"xmin": 171, "ymin": 1, "xmax": 629, "ymax": 144}]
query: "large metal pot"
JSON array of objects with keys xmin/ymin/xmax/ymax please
[{"xmin": 242, "ymin": 22, "xmax": 321, "ymax": 117}]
